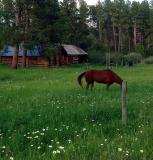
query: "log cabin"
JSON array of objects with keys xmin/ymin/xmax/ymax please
[{"xmin": 0, "ymin": 44, "xmax": 88, "ymax": 67}]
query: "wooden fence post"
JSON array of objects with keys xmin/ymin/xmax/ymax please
[{"xmin": 122, "ymin": 81, "xmax": 127, "ymax": 125}]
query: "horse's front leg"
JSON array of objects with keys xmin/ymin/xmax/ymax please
[
  {"xmin": 90, "ymin": 82, "xmax": 94, "ymax": 90},
  {"xmin": 106, "ymin": 83, "xmax": 112, "ymax": 91}
]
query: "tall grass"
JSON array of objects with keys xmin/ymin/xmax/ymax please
[{"xmin": 0, "ymin": 64, "xmax": 153, "ymax": 160}]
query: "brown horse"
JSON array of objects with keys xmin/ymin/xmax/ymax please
[{"xmin": 78, "ymin": 69, "xmax": 125, "ymax": 91}]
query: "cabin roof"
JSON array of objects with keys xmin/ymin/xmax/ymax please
[
  {"xmin": 62, "ymin": 44, "xmax": 88, "ymax": 56},
  {"xmin": 0, "ymin": 46, "xmax": 41, "ymax": 57},
  {"xmin": 0, "ymin": 45, "xmax": 88, "ymax": 57}
]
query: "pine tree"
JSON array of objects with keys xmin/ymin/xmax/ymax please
[
  {"xmin": 77, "ymin": 0, "xmax": 89, "ymax": 48},
  {"xmin": 29, "ymin": 0, "xmax": 60, "ymax": 61},
  {"xmin": 60, "ymin": 0, "xmax": 79, "ymax": 44},
  {"xmin": 139, "ymin": 1, "xmax": 150, "ymax": 52}
]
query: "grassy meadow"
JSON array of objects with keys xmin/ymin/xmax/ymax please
[{"xmin": 0, "ymin": 64, "xmax": 153, "ymax": 160}]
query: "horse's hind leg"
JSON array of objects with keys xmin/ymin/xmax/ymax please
[
  {"xmin": 86, "ymin": 82, "xmax": 90, "ymax": 90},
  {"xmin": 90, "ymin": 82, "xmax": 94, "ymax": 90}
]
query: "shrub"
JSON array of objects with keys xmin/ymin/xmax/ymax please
[
  {"xmin": 135, "ymin": 44, "xmax": 144, "ymax": 56},
  {"xmin": 88, "ymin": 51, "xmax": 142, "ymax": 66},
  {"xmin": 110, "ymin": 54, "xmax": 125, "ymax": 66},
  {"xmin": 44, "ymin": 44, "xmax": 59, "ymax": 63},
  {"xmin": 124, "ymin": 52, "xmax": 142, "ymax": 66},
  {"xmin": 144, "ymin": 56, "xmax": 153, "ymax": 64},
  {"xmin": 87, "ymin": 42, "xmax": 106, "ymax": 64},
  {"xmin": 88, "ymin": 50, "xmax": 106, "ymax": 64},
  {"xmin": 145, "ymin": 47, "xmax": 153, "ymax": 57}
]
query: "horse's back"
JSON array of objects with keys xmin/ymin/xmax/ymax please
[{"xmin": 85, "ymin": 69, "xmax": 122, "ymax": 84}]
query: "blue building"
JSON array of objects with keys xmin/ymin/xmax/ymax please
[
  {"xmin": 0, "ymin": 45, "xmax": 88, "ymax": 66},
  {"xmin": 0, "ymin": 46, "xmax": 49, "ymax": 66}
]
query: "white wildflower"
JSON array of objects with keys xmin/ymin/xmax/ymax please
[
  {"xmin": 68, "ymin": 139, "xmax": 71, "ymax": 143},
  {"xmin": 10, "ymin": 157, "xmax": 14, "ymax": 160},
  {"xmin": 82, "ymin": 128, "xmax": 86, "ymax": 132},
  {"xmin": 118, "ymin": 148, "xmax": 122, "ymax": 152},
  {"xmin": 59, "ymin": 146, "xmax": 64, "ymax": 150},
  {"xmin": 56, "ymin": 150, "xmax": 60, "ymax": 154},
  {"xmin": 52, "ymin": 151, "xmax": 57, "ymax": 155}
]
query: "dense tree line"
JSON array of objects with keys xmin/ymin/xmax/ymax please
[{"xmin": 0, "ymin": 0, "xmax": 153, "ymax": 68}]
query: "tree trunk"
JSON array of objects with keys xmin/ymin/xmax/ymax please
[
  {"xmin": 12, "ymin": 9, "xmax": 20, "ymax": 69},
  {"xmin": 118, "ymin": 25, "xmax": 121, "ymax": 53},
  {"xmin": 98, "ymin": 19, "xmax": 102, "ymax": 41},
  {"xmin": 22, "ymin": 48, "xmax": 27, "ymax": 67},
  {"xmin": 106, "ymin": 53, "xmax": 108, "ymax": 68},
  {"xmin": 128, "ymin": 34, "xmax": 131, "ymax": 52},
  {"xmin": 12, "ymin": 44, "xmax": 19, "ymax": 69},
  {"xmin": 113, "ymin": 23, "xmax": 117, "ymax": 53},
  {"xmin": 108, "ymin": 48, "xmax": 110, "ymax": 68},
  {"xmin": 22, "ymin": 8, "xmax": 29, "ymax": 68},
  {"xmin": 134, "ymin": 21, "xmax": 137, "ymax": 47}
]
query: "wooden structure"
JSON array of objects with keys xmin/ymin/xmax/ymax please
[
  {"xmin": 0, "ymin": 56, "xmax": 49, "ymax": 67},
  {"xmin": 52, "ymin": 45, "xmax": 88, "ymax": 66},
  {"xmin": 136, "ymin": 28, "xmax": 143, "ymax": 44},
  {"xmin": 0, "ymin": 44, "xmax": 88, "ymax": 67},
  {"xmin": 122, "ymin": 81, "xmax": 127, "ymax": 125}
]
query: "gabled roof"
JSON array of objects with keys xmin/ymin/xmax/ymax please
[
  {"xmin": 0, "ymin": 46, "xmax": 41, "ymax": 57},
  {"xmin": 0, "ymin": 45, "xmax": 88, "ymax": 57},
  {"xmin": 62, "ymin": 44, "xmax": 88, "ymax": 56}
]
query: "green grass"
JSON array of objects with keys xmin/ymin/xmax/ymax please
[{"xmin": 0, "ymin": 64, "xmax": 153, "ymax": 160}]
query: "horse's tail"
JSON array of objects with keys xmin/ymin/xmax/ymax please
[{"xmin": 77, "ymin": 72, "xmax": 86, "ymax": 87}]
